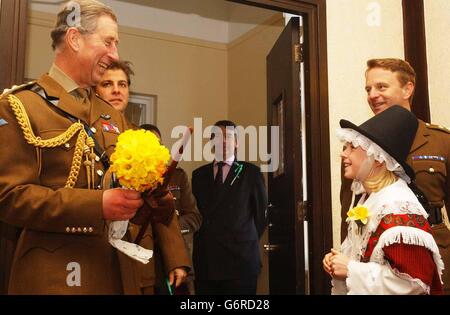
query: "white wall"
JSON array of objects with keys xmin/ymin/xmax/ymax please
[
  {"xmin": 326, "ymin": 0, "xmax": 404, "ymax": 248},
  {"xmin": 424, "ymin": 0, "xmax": 450, "ymax": 127}
]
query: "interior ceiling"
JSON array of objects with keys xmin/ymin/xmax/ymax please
[
  {"xmin": 30, "ymin": 0, "xmax": 277, "ymax": 22},
  {"xmin": 29, "ymin": 0, "xmax": 280, "ymax": 43},
  {"xmin": 119, "ymin": 0, "xmax": 231, "ymax": 21}
]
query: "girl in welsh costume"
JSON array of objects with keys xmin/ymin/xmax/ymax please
[{"xmin": 323, "ymin": 105, "xmax": 443, "ymax": 294}]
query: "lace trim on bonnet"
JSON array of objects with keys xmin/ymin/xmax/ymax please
[{"xmin": 337, "ymin": 128, "xmax": 411, "ymax": 193}]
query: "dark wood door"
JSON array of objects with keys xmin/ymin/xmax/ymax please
[
  {"xmin": 266, "ymin": 17, "xmax": 306, "ymax": 294},
  {"xmin": 0, "ymin": 0, "xmax": 27, "ymax": 91}
]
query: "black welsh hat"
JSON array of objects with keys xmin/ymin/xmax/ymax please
[{"xmin": 339, "ymin": 105, "xmax": 418, "ymax": 180}]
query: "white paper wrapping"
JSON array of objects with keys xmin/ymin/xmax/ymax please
[{"xmin": 108, "ymin": 220, "xmax": 153, "ymax": 264}]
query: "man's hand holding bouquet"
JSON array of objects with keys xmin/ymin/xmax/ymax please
[
  {"xmin": 106, "ymin": 129, "xmax": 172, "ymax": 264},
  {"xmin": 106, "ymin": 127, "xmax": 192, "ymax": 263}
]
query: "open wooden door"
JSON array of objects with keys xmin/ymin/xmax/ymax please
[{"xmin": 265, "ymin": 17, "xmax": 308, "ymax": 294}]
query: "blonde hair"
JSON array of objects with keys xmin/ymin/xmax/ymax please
[
  {"xmin": 51, "ymin": 0, "xmax": 117, "ymax": 50},
  {"xmin": 364, "ymin": 163, "xmax": 397, "ymax": 193}
]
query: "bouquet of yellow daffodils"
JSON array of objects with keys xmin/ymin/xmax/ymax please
[{"xmin": 109, "ymin": 129, "xmax": 171, "ymax": 192}]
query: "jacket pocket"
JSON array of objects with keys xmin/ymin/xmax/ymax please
[
  {"xmin": 17, "ymin": 230, "xmax": 66, "ymax": 259},
  {"xmin": 412, "ymin": 159, "xmax": 446, "ymax": 177},
  {"xmin": 412, "ymin": 159, "xmax": 446, "ymax": 204},
  {"xmin": 432, "ymin": 223, "xmax": 450, "ymax": 248}
]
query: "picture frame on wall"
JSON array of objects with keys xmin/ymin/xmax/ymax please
[{"xmin": 125, "ymin": 93, "xmax": 157, "ymax": 126}]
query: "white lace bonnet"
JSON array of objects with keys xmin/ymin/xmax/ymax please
[{"xmin": 336, "ymin": 128, "xmax": 411, "ymax": 184}]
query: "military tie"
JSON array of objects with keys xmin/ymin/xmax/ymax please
[{"xmin": 214, "ymin": 162, "xmax": 225, "ymax": 187}]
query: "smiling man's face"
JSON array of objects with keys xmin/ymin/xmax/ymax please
[
  {"xmin": 77, "ymin": 15, "xmax": 119, "ymax": 88},
  {"xmin": 365, "ymin": 67, "xmax": 413, "ymax": 114}
]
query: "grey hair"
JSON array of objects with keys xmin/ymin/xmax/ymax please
[{"xmin": 50, "ymin": 0, "xmax": 117, "ymax": 51}]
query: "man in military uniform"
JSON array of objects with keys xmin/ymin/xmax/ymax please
[
  {"xmin": 340, "ymin": 58, "xmax": 450, "ymax": 294},
  {"xmin": 95, "ymin": 63, "xmax": 198, "ymax": 294},
  {"xmin": 139, "ymin": 124, "xmax": 202, "ymax": 295},
  {"xmin": 0, "ymin": 0, "xmax": 189, "ymax": 294}
]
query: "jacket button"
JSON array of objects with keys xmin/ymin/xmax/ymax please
[
  {"xmin": 66, "ymin": 227, "xmax": 70, "ymax": 233},
  {"xmin": 83, "ymin": 227, "xmax": 88, "ymax": 233},
  {"xmin": 88, "ymin": 227, "xmax": 94, "ymax": 233},
  {"xmin": 71, "ymin": 227, "xmax": 77, "ymax": 233},
  {"xmin": 429, "ymin": 167, "xmax": 435, "ymax": 173}
]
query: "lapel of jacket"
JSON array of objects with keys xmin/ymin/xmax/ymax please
[
  {"xmin": 410, "ymin": 119, "xmax": 429, "ymax": 153},
  {"xmin": 36, "ymin": 74, "xmax": 91, "ymax": 124}
]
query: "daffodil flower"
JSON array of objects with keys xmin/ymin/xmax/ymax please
[{"xmin": 346, "ymin": 206, "xmax": 372, "ymax": 225}]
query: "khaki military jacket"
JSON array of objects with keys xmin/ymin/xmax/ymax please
[
  {"xmin": 153, "ymin": 168, "xmax": 202, "ymax": 293},
  {"xmin": 0, "ymin": 74, "xmax": 190, "ymax": 294},
  {"xmin": 171, "ymin": 168, "xmax": 202, "ymax": 259}
]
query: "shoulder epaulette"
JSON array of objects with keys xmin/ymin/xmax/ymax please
[
  {"xmin": 425, "ymin": 122, "xmax": 450, "ymax": 134},
  {"xmin": 1, "ymin": 81, "xmax": 36, "ymax": 98}
]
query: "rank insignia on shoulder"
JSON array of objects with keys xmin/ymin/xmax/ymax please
[
  {"xmin": 426, "ymin": 123, "xmax": 450, "ymax": 134},
  {"xmin": 412, "ymin": 155, "xmax": 446, "ymax": 162},
  {"xmin": 102, "ymin": 121, "xmax": 120, "ymax": 134},
  {"xmin": 1, "ymin": 81, "xmax": 36, "ymax": 98},
  {"xmin": 0, "ymin": 118, "xmax": 8, "ymax": 126}
]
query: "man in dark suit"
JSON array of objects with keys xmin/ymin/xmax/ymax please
[{"xmin": 192, "ymin": 120, "xmax": 267, "ymax": 295}]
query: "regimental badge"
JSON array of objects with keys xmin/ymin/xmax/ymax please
[
  {"xmin": 0, "ymin": 118, "xmax": 8, "ymax": 126},
  {"xmin": 101, "ymin": 121, "xmax": 120, "ymax": 134}
]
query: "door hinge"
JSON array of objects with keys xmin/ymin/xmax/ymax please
[{"xmin": 294, "ymin": 44, "xmax": 303, "ymax": 63}]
